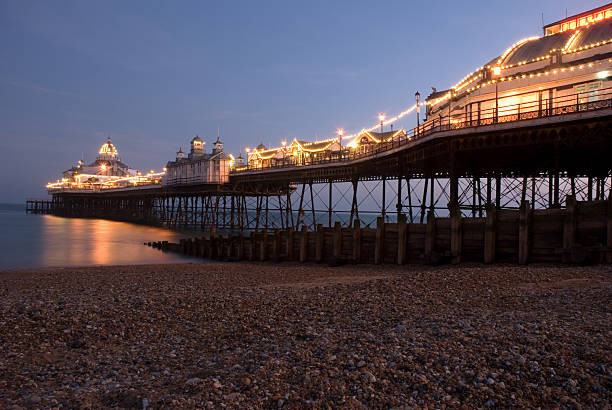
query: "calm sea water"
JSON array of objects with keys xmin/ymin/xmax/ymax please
[{"xmin": 0, "ymin": 204, "xmax": 198, "ymax": 271}]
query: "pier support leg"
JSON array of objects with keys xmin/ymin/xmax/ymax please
[
  {"xmin": 328, "ymin": 179, "xmax": 333, "ymax": 228},
  {"xmin": 420, "ymin": 177, "xmax": 429, "ymax": 224}
]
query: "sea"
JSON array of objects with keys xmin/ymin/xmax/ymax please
[{"xmin": 0, "ymin": 203, "xmax": 199, "ymax": 271}]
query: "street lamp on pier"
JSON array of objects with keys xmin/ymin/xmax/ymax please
[
  {"xmin": 415, "ymin": 91, "xmax": 421, "ymax": 134},
  {"xmin": 378, "ymin": 113, "xmax": 385, "ymax": 132}
]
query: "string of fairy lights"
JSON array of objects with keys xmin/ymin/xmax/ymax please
[{"xmin": 46, "ymin": 170, "xmax": 166, "ymax": 191}]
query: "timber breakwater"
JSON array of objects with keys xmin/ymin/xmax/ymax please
[{"xmin": 149, "ymin": 197, "xmax": 612, "ymax": 265}]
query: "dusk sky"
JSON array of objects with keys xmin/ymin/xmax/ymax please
[{"xmin": 0, "ymin": 0, "xmax": 604, "ymax": 203}]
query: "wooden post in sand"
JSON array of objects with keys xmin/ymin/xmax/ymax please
[
  {"xmin": 260, "ymin": 230, "xmax": 268, "ymax": 261},
  {"xmin": 484, "ymin": 204, "xmax": 497, "ymax": 264},
  {"xmin": 272, "ymin": 229, "xmax": 281, "ymax": 262},
  {"xmin": 333, "ymin": 222, "xmax": 343, "ymax": 259},
  {"xmin": 315, "ymin": 224, "xmax": 324, "ymax": 263},
  {"xmin": 375, "ymin": 217, "xmax": 385, "ymax": 264},
  {"xmin": 352, "ymin": 220, "xmax": 361, "ymax": 263},
  {"xmin": 425, "ymin": 211, "xmax": 436, "ymax": 262},
  {"xmin": 201, "ymin": 237, "xmax": 209, "ymax": 259},
  {"xmin": 249, "ymin": 232, "xmax": 256, "ymax": 261},
  {"xmin": 209, "ymin": 234, "xmax": 216, "ymax": 259},
  {"xmin": 450, "ymin": 206, "xmax": 462, "ymax": 264},
  {"xmin": 287, "ymin": 227, "xmax": 294, "ymax": 261},
  {"xmin": 218, "ymin": 235, "xmax": 225, "ymax": 260},
  {"xmin": 237, "ymin": 232, "xmax": 244, "ymax": 261},
  {"xmin": 518, "ymin": 201, "xmax": 531, "ymax": 264},
  {"xmin": 299, "ymin": 226, "xmax": 308, "ymax": 262},
  {"xmin": 397, "ymin": 214, "xmax": 407, "ymax": 265},
  {"xmin": 193, "ymin": 238, "xmax": 201, "ymax": 257},
  {"xmin": 562, "ymin": 195, "xmax": 577, "ymax": 263}
]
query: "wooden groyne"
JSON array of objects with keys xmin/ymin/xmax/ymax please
[{"xmin": 148, "ymin": 197, "xmax": 612, "ymax": 265}]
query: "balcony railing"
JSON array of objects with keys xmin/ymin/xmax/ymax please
[{"xmin": 236, "ymin": 85, "xmax": 612, "ymax": 173}]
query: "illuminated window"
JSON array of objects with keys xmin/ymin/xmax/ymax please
[
  {"xmin": 606, "ymin": 9, "xmax": 612, "ymax": 18},
  {"xmin": 578, "ymin": 17, "xmax": 587, "ymax": 27},
  {"xmin": 569, "ymin": 20, "xmax": 576, "ymax": 29},
  {"xmin": 561, "ymin": 23, "xmax": 569, "ymax": 31},
  {"xmin": 595, "ymin": 12, "xmax": 604, "ymax": 21},
  {"xmin": 576, "ymin": 82, "xmax": 600, "ymax": 107}
]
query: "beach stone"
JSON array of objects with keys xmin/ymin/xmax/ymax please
[
  {"xmin": 70, "ymin": 339, "xmax": 85, "ymax": 349},
  {"xmin": 25, "ymin": 395, "xmax": 41, "ymax": 405},
  {"xmin": 185, "ymin": 377, "xmax": 202, "ymax": 386}
]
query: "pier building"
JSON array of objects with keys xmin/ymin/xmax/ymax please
[
  {"xmin": 424, "ymin": 3, "xmax": 612, "ymax": 128},
  {"xmin": 47, "ymin": 138, "xmax": 164, "ymax": 191},
  {"xmin": 162, "ymin": 136, "xmax": 232, "ymax": 185},
  {"xmin": 247, "ymin": 137, "xmax": 343, "ymax": 169}
]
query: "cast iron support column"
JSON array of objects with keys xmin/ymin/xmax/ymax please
[
  {"xmin": 381, "ymin": 176, "xmax": 386, "ymax": 221},
  {"xmin": 328, "ymin": 178, "xmax": 333, "ymax": 228},
  {"xmin": 495, "ymin": 175, "xmax": 501, "ymax": 210},
  {"xmin": 296, "ymin": 183, "xmax": 305, "ymax": 228},
  {"xmin": 396, "ymin": 176, "xmax": 402, "ymax": 215},
  {"xmin": 309, "ymin": 181, "xmax": 316, "ymax": 228},
  {"xmin": 420, "ymin": 177, "xmax": 429, "ymax": 224},
  {"xmin": 407, "ymin": 177, "xmax": 413, "ymax": 223}
]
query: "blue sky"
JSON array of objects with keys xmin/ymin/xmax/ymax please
[{"xmin": 0, "ymin": 0, "xmax": 604, "ymax": 202}]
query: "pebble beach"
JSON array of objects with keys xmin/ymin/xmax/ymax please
[{"xmin": 1, "ymin": 262, "xmax": 610, "ymax": 408}]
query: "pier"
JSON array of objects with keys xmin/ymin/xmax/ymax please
[{"xmin": 37, "ymin": 8, "xmax": 612, "ymax": 264}]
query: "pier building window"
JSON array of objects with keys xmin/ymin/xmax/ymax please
[{"xmin": 576, "ymin": 82, "xmax": 600, "ymax": 109}]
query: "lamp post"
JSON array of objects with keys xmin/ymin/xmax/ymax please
[
  {"xmin": 378, "ymin": 113, "xmax": 385, "ymax": 132},
  {"xmin": 336, "ymin": 128, "xmax": 344, "ymax": 144},
  {"xmin": 415, "ymin": 91, "xmax": 421, "ymax": 135}
]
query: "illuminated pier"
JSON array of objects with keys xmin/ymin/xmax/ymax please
[{"xmin": 40, "ymin": 4, "xmax": 612, "ymax": 264}]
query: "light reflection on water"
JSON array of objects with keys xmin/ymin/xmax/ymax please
[{"xmin": 0, "ymin": 204, "xmax": 198, "ymax": 270}]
